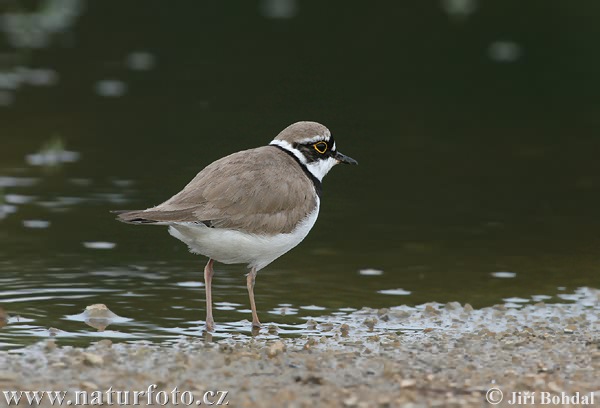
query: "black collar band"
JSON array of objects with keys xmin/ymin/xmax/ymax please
[{"xmin": 270, "ymin": 145, "xmax": 322, "ymax": 197}]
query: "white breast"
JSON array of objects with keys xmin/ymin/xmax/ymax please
[{"xmin": 168, "ymin": 198, "xmax": 320, "ymax": 271}]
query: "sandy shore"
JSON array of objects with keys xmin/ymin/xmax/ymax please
[{"xmin": 1, "ymin": 288, "xmax": 599, "ymax": 407}]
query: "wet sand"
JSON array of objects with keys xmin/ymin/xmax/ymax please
[{"xmin": 1, "ymin": 288, "xmax": 599, "ymax": 407}]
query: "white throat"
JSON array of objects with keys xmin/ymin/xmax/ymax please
[
  {"xmin": 304, "ymin": 156, "xmax": 337, "ymax": 181},
  {"xmin": 269, "ymin": 139, "xmax": 337, "ymax": 181}
]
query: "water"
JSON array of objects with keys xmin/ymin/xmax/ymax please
[{"xmin": 2, "ymin": 1, "xmax": 600, "ymax": 349}]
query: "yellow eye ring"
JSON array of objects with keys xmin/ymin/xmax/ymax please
[{"xmin": 314, "ymin": 141, "xmax": 328, "ymax": 154}]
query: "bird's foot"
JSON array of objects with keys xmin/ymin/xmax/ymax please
[{"xmin": 205, "ymin": 319, "xmax": 215, "ymax": 332}]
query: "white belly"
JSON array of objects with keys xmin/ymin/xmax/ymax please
[{"xmin": 167, "ymin": 200, "xmax": 320, "ymax": 271}]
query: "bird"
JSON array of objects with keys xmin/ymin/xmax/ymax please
[{"xmin": 114, "ymin": 121, "xmax": 357, "ymax": 331}]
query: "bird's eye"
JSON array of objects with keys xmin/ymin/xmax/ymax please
[{"xmin": 314, "ymin": 141, "xmax": 328, "ymax": 154}]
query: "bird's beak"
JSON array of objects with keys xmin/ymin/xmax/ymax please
[{"xmin": 334, "ymin": 151, "xmax": 358, "ymax": 165}]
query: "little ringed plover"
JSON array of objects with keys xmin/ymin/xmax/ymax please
[{"xmin": 114, "ymin": 121, "xmax": 357, "ymax": 331}]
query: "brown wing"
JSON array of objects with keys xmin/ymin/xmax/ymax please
[{"xmin": 116, "ymin": 146, "xmax": 317, "ymax": 235}]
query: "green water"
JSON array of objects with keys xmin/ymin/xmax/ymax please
[{"xmin": 1, "ymin": 1, "xmax": 600, "ymax": 349}]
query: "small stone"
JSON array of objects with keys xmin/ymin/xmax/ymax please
[
  {"xmin": 424, "ymin": 304, "xmax": 439, "ymax": 315},
  {"xmin": 319, "ymin": 322, "xmax": 334, "ymax": 332},
  {"xmin": 564, "ymin": 325, "xmax": 576, "ymax": 334},
  {"xmin": 0, "ymin": 371, "xmax": 17, "ymax": 382},
  {"xmin": 363, "ymin": 317, "xmax": 377, "ymax": 331},
  {"xmin": 81, "ymin": 381, "xmax": 98, "ymax": 389},
  {"xmin": 45, "ymin": 339, "xmax": 57, "ymax": 351},
  {"xmin": 82, "ymin": 352, "xmax": 104, "ymax": 366},
  {"xmin": 537, "ymin": 362, "xmax": 550, "ymax": 372},
  {"xmin": 522, "ymin": 327, "xmax": 534, "ymax": 335},
  {"xmin": 463, "ymin": 303, "xmax": 474, "ymax": 313},
  {"xmin": 377, "ymin": 308, "xmax": 389, "ymax": 316},
  {"xmin": 400, "ymin": 378, "xmax": 416, "ymax": 388},
  {"xmin": 340, "ymin": 324, "xmax": 350, "ymax": 337},
  {"xmin": 304, "ymin": 337, "xmax": 318, "ymax": 349},
  {"xmin": 267, "ymin": 341, "xmax": 286, "ymax": 358},
  {"xmin": 377, "ymin": 396, "xmax": 391, "ymax": 405},
  {"xmin": 84, "ymin": 304, "xmax": 119, "ymax": 331},
  {"xmin": 97, "ymin": 339, "xmax": 113, "ymax": 348},
  {"xmin": 343, "ymin": 395, "xmax": 358, "ymax": 407},
  {"xmin": 48, "ymin": 327, "xmax": 60, "ymax": 336},
  {"xmin": 547, "ymin": 381, "xmax": 562, "ymax": 393}
]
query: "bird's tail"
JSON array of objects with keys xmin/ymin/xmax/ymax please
[{"xmin": 111, "ymin": 210, "xmax": 160, "ymax": 224}]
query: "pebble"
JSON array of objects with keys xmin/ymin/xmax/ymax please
[
  {"xmin": 266, "ymin": 341, "xmax": 286, "ymax": 358},
  {"xmin": 400, "ymin": 378, "xmax": 417, "ymax": 388},
  {"xmin": 80, "ymin": 381, "xmax": 98, "ymax": 389},
  {"xmin": 82, "ymin": 352, "xmax": 104, "ymax": 366},
  {"xmin": 0, "ymin": 371, "xmax": 17, "ymax": 381}
]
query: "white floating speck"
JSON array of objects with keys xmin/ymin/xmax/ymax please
[
  {"xmin": 259, "ymin": 0, "xmax": 298, "ymax": 19},
  {"xmin": 175, "ymin": 281, "xmax": 204, "ymax": 288},
  {"xmin": 126, "ymin": 51, "xmax": 156, "ymax": 71},
  {"xmin": 111, "ymin": 179, "xmax": 134, "ymax": 187},
  {"xmin": 0, "ymin": 71, "xmax": 21, "ymax": 89},
  {"xmin": 491, "ymin": 271, "xmax": 517, "ymax": 278},
  {"xmin": 26, "ymin": 150, "xmax": 80, "ymax": 166},
  {"xmin": 0, "ymin": 204, "xmax": 17, "ymax": 220},
  {"xmin": 95, "ymin": 79, "xmax": 127, "ymax": 97},
  {"xmin": 300, "ymin": 305, "xmax": 326, "ymax": 311},
  {"xmin": 83, "ymin": 241, "xmax": 116, "ymax": 250},
  {"xmin": 359, "ymin": 268, "xmax": 383, "ymax": 276},
  {"xmin": 378, "ymin": 288, "xmax": 412, "ymax": 296},
  {"xmin": 215, "ymin": 302, "xmax": 242, "ymax": 307},
  {"xmin": 488, "ymin": 41, "xmax": 522, "ymax": 63},
  {"xmin": 532, "ymin": 294, "xmax": 552, "ymax": 302},
  {"xmin": 215, "ymin": 305, "xmax": 236, "ymax": 311},
  {"xmin": 503, "ymin": 297, "xmax": 530, "ymax": 303},
  {"xmin": 269, "ymin": 307, "xmax": 298, "ymax": 316},
  {"xmin": 5, "ymin": 194, "xmax": 34, "ymax": 204},
  {"xmin": 557, "ymin": 293, "xmax": 580, "ymax": 301},
  {"xmin": 441, "ymin": 0, "xmax": 477, "ymax": 18},
  {"xmin": 0, "ymin": 176, "xmax": 38, "ymax": 187},
  {"xmin": 23, "ymin": 220, "xmax": 50, "ymax": 229},
  {"xmin": 22, "ymin": 68, "xmax": 59, "ymax": 86}
]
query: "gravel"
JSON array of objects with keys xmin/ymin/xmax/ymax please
[{"xmin": 1, "ymin": 288, "xmax": 599, "ymax": 407}]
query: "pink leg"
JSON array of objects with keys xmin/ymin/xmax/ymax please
[
  {"xmin": 246, "ymin": 267, "xmax": 262, "ymax": 328},
  {"xmin": 204, "ymin": 259, "xmax": 215, "ymax": 331}
]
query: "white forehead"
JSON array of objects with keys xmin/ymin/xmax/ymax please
[{"xmin": 297, "ymin": 130, "xmax": 331, "ymax": 144}]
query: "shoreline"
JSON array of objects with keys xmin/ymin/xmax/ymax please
[{"xmin": 1, "ymin": 288, "xmax": 599, "ymax": 407}]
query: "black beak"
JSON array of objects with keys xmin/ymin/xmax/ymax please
[{"xmin": 334, "ymin": 151, "xmax": 358, "ymax": 165}]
